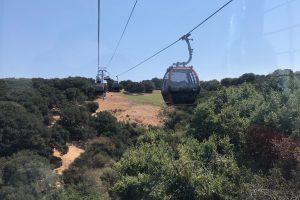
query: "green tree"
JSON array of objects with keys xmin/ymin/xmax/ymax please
[
  {"xmin": 0, "ymin": 151, "xmax": 59, "ymax": 200},
  {"xmin": 119, "ymin": 80, "xmax": 132, "ymax": 90},
  {"xmin": 0, "ymin": 79, "xmax": 7, "ymax": 96},
  {"xmin": 65, "ymin": 88, "xmax": 86, "ymax": 102},
  {"xmin": 50, "ymin": 125, "xmax": 70, "ymax": 154},
  {"xmin": 59, "ymin": 104, "xmax": 96, "ymax": 140},
  {"xmin": 0, "ymin": 101, "xmax": 52, "ymax": 157},
  {"xmin": 90, "ymin": 111, "xmax": 119, "ymax": 136},
  {"xmin": 106, "ymin": 79, "xmax": 115, "ymax": 92},
  {"xmin": 191, "ymin": 85, "xmax": 270, "ymax": 143},
  {"xmin": 84, "ymin": 101, "xmax": 99, "ymax": 113},
  {"xmin": 113, "ymin": 131, "xmax": 240, "ymax": 199},
  {"xmin": 240, "ymin": 167, "xmax": 300, "ymax": 200},
  {"xmin": 141, "ymin": 80, "xmax": 155, "ymax": 93},
  {"xmin": 200, "ymin": 79, "xmax": 221, "ymax": 91},
  {"xmin": 151, "ymin": 77, "xmax": 162, "ymax": 90},
  {"xmin": 123, "ymin": 81, "xmax": 144, "ymax": 93}
]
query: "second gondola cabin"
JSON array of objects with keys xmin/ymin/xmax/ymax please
[
  {"xmin": 95, "ymin": 79, "xmax": 105, "ymax": 96},
  {"xmin": 111, "ymin": 81, "xmax": 120, "ymax": 92}
]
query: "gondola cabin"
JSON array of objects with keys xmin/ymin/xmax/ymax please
[
  {"xmin": 95, "ymin": 80, "xmax": 105, "ymax": 96},
  {"xmin": 161, "ymin": 66, "xmax": 200, "ymax": 106},
  {"xmin": 111, "ymin": 81, "xmax": 120, "ymax": 92}
]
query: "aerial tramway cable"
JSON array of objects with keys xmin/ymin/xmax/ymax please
[
  {"xmin": 106, "ymin": 0, "xmax": 139, "ymax": 69},
  {"xmin": 116, "ymin": 0, "xmax": 235, "ymax": 77},
  {"xmin": 97, "ymin": 0, "xmax": 100, "ymax": 70},
  {"xmin": 95, "ymin": 0, "xmax": 106, "ymax": 97}
]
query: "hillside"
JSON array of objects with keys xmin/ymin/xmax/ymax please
[
  {"xmin": 0, "ymin": 70, "xmax": 300, "ymax": 199},
  {"xmin": 53, "ymin": 91, "xmax": 163, "ymax": 175},
  {"xmin": 96, "ymin": 91, "xmax": 163, "ymax": 127}
]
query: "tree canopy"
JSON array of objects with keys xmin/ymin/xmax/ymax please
[{"xmin": 0, "ymin": 70, "xmax": 299, "ymax": 199}]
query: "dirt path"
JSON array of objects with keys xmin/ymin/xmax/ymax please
[
  {"xmin": 53, "ymin": 145, "xmax": 84, "ymax": 175},
  {"xmin": 96, "ymin": 92, "xmax": 162, "ymax": 127}
]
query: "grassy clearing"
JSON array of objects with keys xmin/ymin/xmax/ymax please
[{"xmin": 120, "ymin": 91, "xmax": 164, "ymax": 107}]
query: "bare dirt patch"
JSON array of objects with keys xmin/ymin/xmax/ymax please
[
  {"xmin": 96, "ymin": 92, "xmax": 162, "ymax": 127},
  {"xmin": 53, "ymin": 145, "xmax": 84, "ymax": 175}
]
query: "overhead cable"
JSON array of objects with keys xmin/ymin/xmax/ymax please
[
  {"xmin": 106, "ymin": 0, "xmax": 139, "ymax": 69},
  {"xmin": 97, "ymin": 0, "xmax": 101, "ymax": 69},
  {"xmin": 116, "ymin": 0, "xmax": 234, "ymax": 77}
]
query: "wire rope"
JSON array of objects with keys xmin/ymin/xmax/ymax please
[
  {"xmin": 97, "ymin": 0, "xmax": 101, "ymax": 69},
  {"xmin": 106, "ymin": 0, "xmax": 139, "ymax": 69},
  {"xmin": 116, "ymin": 0, "xmax": 235, "ymax": 77}
]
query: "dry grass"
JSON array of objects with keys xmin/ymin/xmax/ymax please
[
  {"xmin": 53, "ymin": 145, "xmax": 84, "ymax": 175},
  {"xmin": 96, "ymin": 91, "xmax": 162, "ymax": 127}
]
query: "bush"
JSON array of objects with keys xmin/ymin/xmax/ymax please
[
  {"xmin": 162, "ymin": 106, "xmax": 193, "ymax": 130},
  {"xmin": 50, "ymin": 125, "xmax": 70, "ymax": 153},
  {"xmin": 244, "ymin": 125, "xmax": 282, "ymax": 171},
  {"xmin": 119, "ymin": 80, "xmax": 132, "ymax": 90},
  {"xmin": 151, "ymin": 77, "xmax": 162, "ymax": 90},
  {"xmin": 84, "ymin": 101, "xmax": 99, "ymax": 113},
  {"xmin": 200, "ymin": 79, "xmax": 221, "ymax": 91},
  {"xmin": 191, "ymin": 85, "xmax": 265, "ymax": 143},
  {"xmin": 90, "ymin": 111, "xmax": 119, "ymax": 136},
  {"xmin": 59, "ymin": 104, "xmax": 96, "ymax": 140},
  {"xmin": 113, "ymin": 132, "xmax": 240, "ymax": 199},
  {"xmin": 0, "ymin": 151, "xmax": 59, "ymax": 200},
  {"xmin": 0, "ymin": 79, "xmax": 7, "ymax": 96},
  {"xmin": 141, "ymin": 80, "xmax": 155, "ymax": 93},
  {"xmin": 124, "ymin": 82, "xmax": 144, "ymax": 93},
  {"xmin": 65, "ymin": 88, "xmax": 87, "ymax": 102},
  {"xmin": 0, "ymin": 101, "xmax": 52, "ymax": 157}
]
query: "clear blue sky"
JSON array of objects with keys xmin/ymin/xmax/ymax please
[{"xmin": 0, "ymin": 0, "xmax": 299, "ymax": 81}]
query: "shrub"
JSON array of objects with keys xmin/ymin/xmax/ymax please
[
  {"xmin": 0, "ymin": 151, "xmax": 59, "ymax": 200},
  {"xmin": 59, "ymin": 104, "xmax": 96, "ymax": 140},
  {"xmin": 124, "ymin": 82, "xmax": 144, "ymax": 93},
  {"xmin": 141, "ymin": 80, "xmax": 155, "ymax": 93},
  {"xmin": 90, "ymin": 111, "xmax": 119, "ymax": 136},
  {"xmin": 0, "ymin": 101, "xmax": 52, "ymax": 157},
  {"xmin": 84, "ymin": 101, "xmax": 99, "ymax": 113},
  {"xmin": 151, "ymin": 77, "xmax": 162, "ymax": 90}
]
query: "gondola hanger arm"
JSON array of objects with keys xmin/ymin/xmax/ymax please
[{"xmin": 173, "ymin": 33, "xmax": 193, "ymax": 68}]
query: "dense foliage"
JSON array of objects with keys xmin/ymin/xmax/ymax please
[
  {"xmin": 120, "ymin": 80, "xmax": 155, "ymax": 93},
  {"xmin": 112, "ymin": 132, "xmax": 240, "ymax": 199},
  {"xmin": 0, "ymin": 101, "xmax": 52, "ymax": 157},
  {"xmin": 108, "ymin": 70, "xmax": 300, "ymax": 199},
  {"xmin": 0, "ymin": 151, "xmax": 60, "ymax": 200},
  {"xmin": 0, "ymin": 69, "xmax": 299, "ymax": 199}
]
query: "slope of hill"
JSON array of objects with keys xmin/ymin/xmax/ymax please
[
  {"xmin": 96, "ymin": 91, "xmax": 163, "ymax": 127},
  {"xmin": 1, "ymin": 70, "xmax": 300, "ymax": 199}
]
